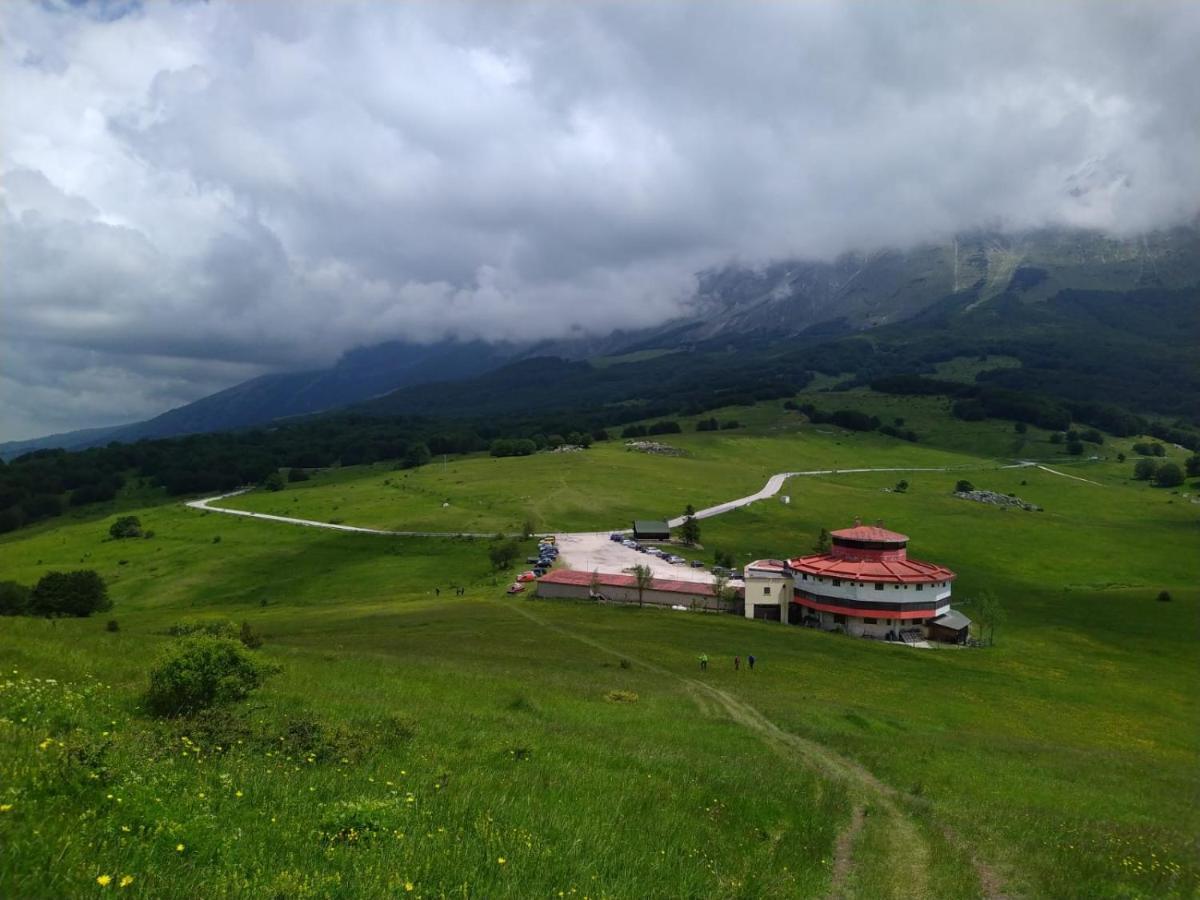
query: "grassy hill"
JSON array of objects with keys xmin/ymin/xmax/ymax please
[{"xmin": 1, "ymin": 406, "xmax": 1197, "ymax": 898}]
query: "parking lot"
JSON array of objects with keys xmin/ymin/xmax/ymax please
[{"xmin": 552, "ymin": 531, "xmax": 719, "ymax": 584}]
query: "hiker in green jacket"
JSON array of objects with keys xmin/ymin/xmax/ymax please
[{"xmin": 698, "ymin": 653, "xmax": 708, "ymax": 671}]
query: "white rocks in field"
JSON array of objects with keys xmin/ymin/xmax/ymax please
[
  {"xmin": 954, "ymin": 489, "xmax": 1042, "ymax": 512},
  {"xmin": 624, "ymin": 441, "xmax": 686, "ymax": 457}
]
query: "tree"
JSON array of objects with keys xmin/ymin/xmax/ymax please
[
  {"xmin": 1133, "ymin": 458, "xmax": 1158, "ymax": 481},
  {"xmin": 812, "ymin": 528, "xmax": 831, "ymax": 554},
  {"xmin": 713, "ymin": 548, "xmax": 734, "ymax": 569},
  {"xmin": 30, "ymin": 570, "xmax": 111, "ymax": 618},
  {"xmin": 1014, "ymin": 421, "xmax": 1027, "ymax": 434},
  {"xmin": 1186, "ymin": 455, "xmax": 1200, "ymax": 478},
  {"xmin": 632, "ymin": 564, "xmax": 653, "ymax": 609},
  {"xmin": 262, "ymin": 472, "xmax": 285, "ymax": 492},
  {"xmin": 287, "ymin": 467, "xmax": 310, "ymax": 483},
  {"xmin": 1156, "ymin": 590, "xmax": 1172, "ymax": 603},
  {"xmin": 680, "ymin": 516, "xmax": 700, "ymax": 546},
  {"xmin": 894, "ymin": 480, "xmax": 909, "ymax": 493},
  {"xmin": 0, "ymin": 581, "xmax": 31, "ymax": 616},
  {"xmin": 1066, "ymin": 439, "xmax": 1084, "ymax": 456},
  {"xmin": 488, "ymin": 539, "xmax": 520, "ymax": 571},
  {"xmin": 955, "ymin": 480, "xmax": 975, "ymax": 494},
  {"xmin": 1153, "ymin": 462, "xmax": 1183, "ymax": 488},
  {"xmin": 973, "ymin": 592, "xmax": 1006, "ymax": 647},
  {"xmin": 109, "ymin": 515, "xmax": 142, "ymax": 539},
  {"xmin": 403, "ymin": 442, "xmax": 431, "ymax": 469}
]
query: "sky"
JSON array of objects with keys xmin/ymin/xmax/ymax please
[{"xmin": 2, "ymin": 0, "xmax": 1198, "ymax": 441}]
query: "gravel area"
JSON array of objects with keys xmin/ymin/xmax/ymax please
[{"xmin": 552, "ymin": 531, "xmax": 717, "ymax": 584}]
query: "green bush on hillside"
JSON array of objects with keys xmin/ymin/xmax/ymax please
[
  {"xmin": 1153, "ymin": 463, "xmax": 1183, "ymax": 488},
  {"xmin": 145, "ymin": 636, "xmax": 273, "ymax": 717},
  {"xmin": 0, "ymin": 580, "xmax": 31, "ymax": 616},
  {"xmin": 108, "ymin": 515, "xmax": 142, "ymax": 539},
  {"xmin": 30, "ymin": 570, "xmax": 111, "ymax": 618}
]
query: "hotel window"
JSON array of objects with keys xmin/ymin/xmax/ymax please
[
  {"xmin": 864, "ymin": 617, "xmax": 877, "ymax": 624},
  {"xmin": 762, "ymin": 586, "xmax": 771, "ymax": 595},
  {"xmin": 874, "ymin": 582, "xmax": 884, "ymax": 591},
  {"xmin": 916, "ymin": 584, "xmax": 924, "ymax": 591},
  {"xmin": 832, "ymin": 578, "xmax": 842, "ymax": 586},
  {"xmin": 893, "ymin": 584, "xmax": 900, "ymax": 590}
]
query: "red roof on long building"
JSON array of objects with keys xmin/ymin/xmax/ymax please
[
  {"xmin": 788, "ymin": 553, "xmax": 954, "ymax": 584},
  {"xmin": 830, "ymin": 525, "xmax": 909, "ymax": 543},
  {"xmin": 538, "ymin": 568, "xmax": 718, "ymax": 597}
]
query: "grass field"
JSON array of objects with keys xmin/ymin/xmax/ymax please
[{"xmin": 1, "ymin": 403, "xmax": 1197, "ymax": 898}]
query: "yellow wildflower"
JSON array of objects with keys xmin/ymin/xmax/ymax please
[
  {"xmin": 120, "ymin": 875, "xmax": 134, "ymax": 888},
  {"xmin": 498, "ymin": 857, "xmax": 506, "ymax": 865},
  {"xmin": 97, "ymin": 874, "xmax": 112, "ymax": 886},
  {"xmin": 0, "ymin": 804, "xmax": 12, "ymax": 812},
  {"xmin": 405, "ymin": 882, "xmax": 414, "ymax": 892},
  {"xmin": 175, "ymin": 843, "xmax": 185, "ymax": 852}
]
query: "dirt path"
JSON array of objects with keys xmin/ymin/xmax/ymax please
[
  {"xmin": 1034, "ymin": 464, "xmax": 1104, "ymax": 486},
  {"xmin": 497, "ymin": 598, "xmax": 1007, "ymax": 899}
]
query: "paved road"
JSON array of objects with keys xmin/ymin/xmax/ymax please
[{"xmin": 185, "ymin": 489, "xmax": 504, "ymax": 537}]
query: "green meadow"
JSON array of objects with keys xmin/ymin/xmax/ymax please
[{"xmin": 1, "ymin": 400, "xmax": 1197, "ymax": 898}]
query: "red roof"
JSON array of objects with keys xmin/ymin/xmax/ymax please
[
  {"xmin": 830, "ymin": 525, "xmax": 909, "ymax": 543},
  {"xmin": 538, "ymin": 568, "xmax": 718, "ymax": 597},
  {"xmin": 747, "ymin": 559, "xmax": 788, "ymax": 572},
  {"xmin": 788, "ymin": 553, "xmax": 955, "ymax": 584}
]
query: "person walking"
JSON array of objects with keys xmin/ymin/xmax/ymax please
[
  {"xmin": 734, "ymin": 656, "xmax": 740, "ymax": 671},
  {"xmin": 698, "ymin": 653, "xmax": 708, "ymax": 671},
  {"xmin": 748, "ymin": 654, "xmax": 756, "ymax": 671}
]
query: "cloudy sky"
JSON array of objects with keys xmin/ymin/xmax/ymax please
[{"xmin": 2, "ymin": 0, "xmax": 1198, "ymax": 441}]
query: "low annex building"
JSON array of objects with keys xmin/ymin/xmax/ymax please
[
  {"xmin": 743, "ymin": 524, "xmax": 971, "ymax": 643},
  {"xmin": 536, "ymin": 569, "xmax": 736, "ymax": 612}
]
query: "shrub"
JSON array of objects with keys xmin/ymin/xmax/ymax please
[
  {"xmin": 894, "ymin": 480, "xmax": 909, "ymax": 493},
  {"xmin": 1156, "ymin": 590, "xmax": 1172, "ymax": 603},
  {"xmin": 168, "ymin": 619, "xmax": 239, "ymax": 638},
  {"xmin": 239, "ymin": 621, "xmax": 264, "ymax": 649},
  {"xmin": 145, "ymin": 636, "xmax": 272, "ymax": 717},
  {"xmin": 262, "ymin": 472, "xmax": 285, "ymax": 492},
  {"xmin": 105, "ymin": 619, "xmax": 120, "ymax": 632},
  {"xmin": 955, "ymin": 480, "xmax": 975, "ymax": 494},
  {"xmin": 108, "ymin": 516, "xmax": 142, "ymax": 539},
  {"xmin": 287, "ymin": 467, "xmax": 310, "ymax": 483},
  {"xmin": 1066, "ymin": 439, "xmax": 1084, "ymax": 456},
  {"xmin": 0, "ymin": 580, "xmax": 31, "ymax": 616},
  {"xmin": 30, "ymin": 570, "xmax": 111, "ymax": 618},
  {"xmin": 1153, "ymin": 462, "xmax": 1184, "ymax": 488},
  {"xmin": 1133, "ymin": 458, "xmax": 1158, "ymax": 481}
]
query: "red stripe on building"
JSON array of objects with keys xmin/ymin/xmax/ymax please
[{"xmin": 791, "ymin": 596, "xmax": 938, "ymax": 620}]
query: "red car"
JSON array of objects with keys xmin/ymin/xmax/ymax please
[
  {"xmin": 506, "ymin": 582, "xmax": 526, "ymax": 594},
  {"xmin": 516, "ymin": 571, "xmax": 537, "ymax": 583}
]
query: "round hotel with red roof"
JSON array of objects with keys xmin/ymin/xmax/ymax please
[{"xmin": 744, "ymin": 524, "xmax": 970, "ymax": 643}]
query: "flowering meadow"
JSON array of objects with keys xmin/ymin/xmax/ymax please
[{"xmin": 2, "ymin": 414, "xmax": 1198, "ymax": 897}]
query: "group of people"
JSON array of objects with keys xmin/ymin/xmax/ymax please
[
  {"xmin": 697, "ymin": 654, "xmax": 756, "ymax": 671},
  {"xmin": 434, "ymin": 587, "xmax": 467, "ymax": 596}
]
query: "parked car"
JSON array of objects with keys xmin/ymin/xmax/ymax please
[
  {"xmin": 622, "ymin": 540, "xmax": 639, "ymax": 550},
  {"xmin": 609, "ymin": 533, "xmax": 624, "ymax": 542},
  {"xmin": 526, "ymin": 557, "xmax": 541, "ymax": 564},
  {"xmin": 506, "ymin": 582, "xmax": 526, "ymax": 594},
  {"xmin": 711, "ymin": 566, "xmax": 730, "ymax": 577},
  {"xmin": 516, "ymin": 571, "xmax": 537, "ymax": 583},
  {"xmin": 666, "ymin": 555, "xmax": 685, "ymax": 565},
  {"xmin": 689, "ymin": 560, "xmax": 706, "ymax": 569},
  {"xmin": 533, "ymin": 567, "xmax": 547, "ymax": 576}
]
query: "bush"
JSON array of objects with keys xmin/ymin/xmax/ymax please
[
  {"xmin": 105, "ymin": 619, "xmax": 120, "ymax": 632},
  {"xmin": 1156, "ymin": 590, "xmax": 1172, "ymax": 603},
  {"xmin": 1133, "ymin": 458, "xmax": 1158, "ymax": 481},
  {"xmin": 955, "ymin": 480, "xmax": 975, "ymax": 494},
  {"xmin": 0, "ymin": 580, "xmax": 31, "ymax": 616},
  {"xmin": 145, "ymin": 636, "xmax": 272, "ymax": 717},
  {"xmin": 262, "ymin": 472, "xmax": 285, "ymax": 492},
  {"xmin": 108, "ymin": 516, "xmax": 142, "ymax": 539},
  {"xmin": 287, "ymin": 468, "xmax": 310, "ymax": 483},
  {"xmin": 1153, "ymin": 462, "xmax": 1184, "ymax": 488},
  {"xmin": 894, "ymin": 480, "xmax": 909, "ymax": 493},
  {"xmin": 1066, "ymin": 439, "xmax": 1084, "ymax": 456},
  {"xmin": 239, "ymin": 621, "xmax": 264, "ymax": 649},
  {"xmin": 168, "ymin": 619, "xmax": 238, "ymax": 638},
  {"xmin": 30, "ymin": 570, "xmax": 111, "ymax": 618}
]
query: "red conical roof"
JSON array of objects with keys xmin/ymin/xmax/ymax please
[{"xmin": 830, "ymin": 525, "xmax": 908, "ymax": 543}]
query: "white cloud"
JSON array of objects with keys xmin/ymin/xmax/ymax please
[{"xmin": 1, "ymin": 0, "xmax": 1198, "ymax": 439}]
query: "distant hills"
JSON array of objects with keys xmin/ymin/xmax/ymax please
[{"xmin": 4, "ymin": 224, "xmax": 1197, "ymax": 458}]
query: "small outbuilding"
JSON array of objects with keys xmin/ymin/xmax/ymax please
[
  {"xmin": 927, "ymin": 609, "xmax": 972, "ymax": 644},
  {"xmin": 632, "ymin": 519, "xmax": 671, "ymax": 541}
]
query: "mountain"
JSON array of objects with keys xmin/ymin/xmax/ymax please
[
  {"xmin": 0, "ymin": 340, "xmax": 516, "ymax": 459},
  {"xmin": 5, "ymin": 223, "xmax": 1196, "ymax": 458}
]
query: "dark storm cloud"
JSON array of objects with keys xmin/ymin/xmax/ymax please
[{"xmin": 2, "ymin": 0, "xmax": 1198, "ymax": 440}]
